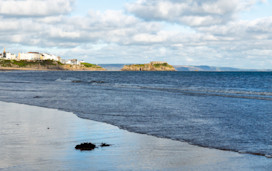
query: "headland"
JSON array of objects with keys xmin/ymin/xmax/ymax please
[
  {"xmin": 0, "ymin": 49, "xmax": 105, "ymax": 71},
  {"xmin": 0, "ymin": 59, "xmax": 105, "ymax": 71},
  {"xmin": 121, "ymin": 61, "xmax": 176, "ymax": 71}
]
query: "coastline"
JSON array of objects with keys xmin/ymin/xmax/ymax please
[
  {"xmin": 0, "ymin": 67, "xmax": 60, "ymax": 71},
  {"xmin": 0, "ymin": 67, "xmax": 105, "ymax": 71},
  {"xmin": 0, "ymin": 60, "xmax": 106, "ymax": 71},
  {"xmin": 0, "ymin": 101, "xmax": 271, "ymax": 170}
]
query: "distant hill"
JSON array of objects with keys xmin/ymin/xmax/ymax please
[
  {"xmin": 99, "ymin": 64, "xmax": 269, "ymax": 71},
  {"xmin": 173, "ymin": 65, "xmax": 243, "ymax": 71}
]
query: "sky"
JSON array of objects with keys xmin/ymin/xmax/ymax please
[{"xmin": 0, "ymin": 0, "xmax": 272, "ymax": 69}]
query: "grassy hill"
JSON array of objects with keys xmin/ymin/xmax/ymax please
[
  {"xmin": 0, "ymin": 59, "xmax": 105, "ymax": 71},
  {"xmin": 121, "ymin": 62, "xmax": 176, "ymax": 71}
]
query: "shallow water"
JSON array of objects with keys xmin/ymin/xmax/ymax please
[{"xmin": 0, "ymin": 71, "xmax": 271, "ymax": 157}]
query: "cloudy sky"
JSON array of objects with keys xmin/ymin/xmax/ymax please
[{"xmin": 0, "ymin": 0, "xmax": 272, "ymax": 69}]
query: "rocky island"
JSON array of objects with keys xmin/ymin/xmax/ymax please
[
  {"xmin": 121, "ymin": 62, "xmax": 176, "ymax": 71},
  {"xmin": 0, "ymin": 59, "xmax": 105, "ymax": 71}
]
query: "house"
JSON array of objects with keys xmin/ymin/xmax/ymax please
[
  {"xmin": 18, "ymin": 52, "xmax": 41, "ymax": 60},
  {"xmin": 5, "ymin": 52, "xmax": 17, "ymax": 60},
  {"xmin": 41, "ymin": 53, "xmax": 60, "ymax": 61},
  {"xmin": 65, "ymin": 59, "xmax": 78, "ymax": 65}
]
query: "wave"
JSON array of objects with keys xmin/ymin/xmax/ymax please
[
  {"xmin": 0, "ymin": 88, "xmax": 41, "ymax": 92},
  {"xmin": 78, "ymin": 112, "xmax": 272, "ymax": 158},
  {"xmin": 0, "ymin": 81, "xmax": 31, "ymax": 84},
  {"xmin": 55, "ymin": 78, "xmax": 77, "ymax": 83},
  {"xmin": 53, "ymin": 79, "xmax": 272, "ymax": 100},
  {"xmin": 100, "ymin": 83, "xmax": 272, "ymax": 101},
  {"xmin": 143, "ymin": 87, "xmax": 272, "ymax": 100},
  {"xmin": 121, "ymin": 125, "xmax": 272, "ymax": 158},
  {"xmin": 188, "ymin": 141, "xmax": 272, "ymax": 158},
  {"xmin": 55, "ymin": 78, "xmax": 106, "ymax": 84}
]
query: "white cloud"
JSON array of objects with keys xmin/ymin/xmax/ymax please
[
  {"xmin": 126, "ymin": 0, "xmax": 265, "ymax": 26},
  {"xmin": 197, "ymin": 17, "xmax": 272, "ymax": 40},
  {"xmin": 0, "ymin": 0, "xmax": 74, "ymax": 17}
]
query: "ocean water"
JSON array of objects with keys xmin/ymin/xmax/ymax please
[{"xmin": 0, "ymin": 71, "xmax": 271, "ymax": 157}]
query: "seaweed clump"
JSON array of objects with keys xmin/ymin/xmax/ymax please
[{"xmin": 75, "ymin": 143, "xmax": 96, "ymax": 151}]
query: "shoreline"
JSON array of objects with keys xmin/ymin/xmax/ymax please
[
  {"xmin": 0, "ymin": 101, "xmax": 271, "ymax": 170},
  {"xmin": 0, "ymin": 67, "xmax": 50, "ymax": 71},
  {"xmin": 0, "ymin": 67, "xmax": 105, "ymax": 71},
  {"xmin": 1, "ymin": 67, "xmax": 271, "ymax": 72}
]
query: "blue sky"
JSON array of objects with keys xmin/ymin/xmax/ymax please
[
  {"xmin": 73, "ymin": 0, "xmax": 133, "ymax": 14},
  {"xmin": 241, "ymin": 1, "xmax": 272, "ymax": 19},
  {"xmin": 0, "ymin": 0, "xmax": 272, "ymax": 69}
]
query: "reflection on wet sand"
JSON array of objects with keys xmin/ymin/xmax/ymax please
[{"xmin": 0, "ymin": 101, "xmax": 271, "ymax": 170}]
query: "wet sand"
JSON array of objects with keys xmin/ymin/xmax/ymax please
[{"xmin": 0, "ymin": 101, "xmax": 271, "ymax": 170}]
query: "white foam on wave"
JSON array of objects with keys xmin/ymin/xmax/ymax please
[{"xmin": 55, "ymin": 78, "xmax": 80, "ymax": 83}]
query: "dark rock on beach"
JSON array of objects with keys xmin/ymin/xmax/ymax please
[
  {"xmin": 100, "ymin": 143, "xmax": 111, "ymax": 147},
  {"xmin": 75, "ymin": 142, "xmax": 111, "ymax": 151},
  {"xmin": 75, "ymin": 143, "xmax": 96, "ymax": 151}
]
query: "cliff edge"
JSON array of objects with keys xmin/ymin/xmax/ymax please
[{"xmin": 121, "ymin": 62, "xmax": 176, "ymax": 71}]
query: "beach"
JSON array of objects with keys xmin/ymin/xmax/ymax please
[
  {"xmin": 0, "ymin": 67, "xmax": 45, "ymax": 71},
  {"xmin": 0, "ymin": 101, "xmax": 271, "ymax": 170}
]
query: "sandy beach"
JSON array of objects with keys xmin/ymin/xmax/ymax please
[
  {"xmin": 0, "ymin": 101, "xmax": 271, "ymax": 171},
  {"xmin": 0, "ymin": 67, "xmax": 46, "ymax": 71}
]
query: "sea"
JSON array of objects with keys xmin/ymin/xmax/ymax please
[{"xmin": 0, "ymin": 71, "xmax": 271, "ymax": 157}]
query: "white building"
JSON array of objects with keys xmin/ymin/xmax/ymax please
[
  {"xmin": 65, "ymin": 59, "xmax": 78, "ymax": 65},
  {"xmin": 41, "ymin": 53, "xmax": 60, "ymax": 61},
  {"xmin": 61, "ymin": 59, "xmax": 84, "ymax": 65},
  {"xmin": 1, "ymin": 49, "xmax": 65, "ymax": 62},
  {"xmin": 18, "ymin": 52, "xmax": 41, "ymax": 60},
  {"xmin": 5, "ymin": 52, "xmax": 17, "ymax": 60}
]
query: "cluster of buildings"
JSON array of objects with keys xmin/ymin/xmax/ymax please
[{"xmin": 0, "ymin": 49, "xmax": 84, "ymax": 65}]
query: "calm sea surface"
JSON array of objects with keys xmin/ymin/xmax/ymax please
[{"xmin": 0, "ymin": 71, "xmax": 271, "ymax": 157}]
